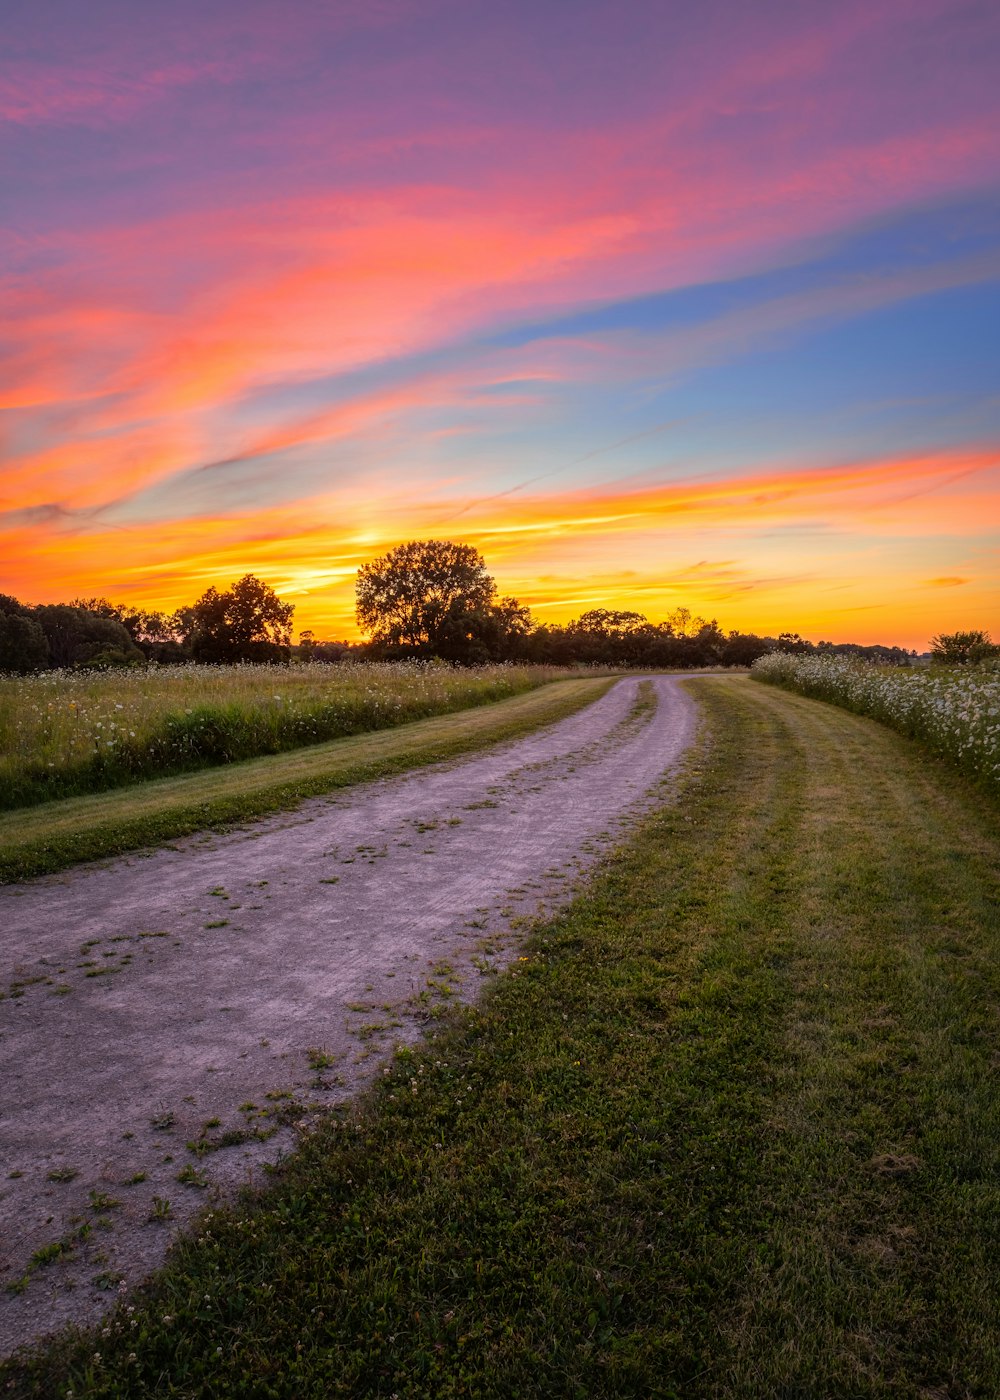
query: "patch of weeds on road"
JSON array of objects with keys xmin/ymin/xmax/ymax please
[
  {"xmin": 355, "ymin": 843, "xmax": 387, "ymax": 860},
  {"xmin": 186, "ymin": 1119, "xmax": 278, "ymax": 1158},
  {"xmin": 149, "ymin": 1110, "xmax": 175, "ymax": 1131},
  {"xmin": 351, "ymin": 1021, "xmax": 388, "ymax": 1041},
  {"xmin": 88, "ymin": 1190, "xmax": 120, "ymax": 1213},
  {"xmin": 30, "ymin": 1240, "xmax": 70, "ymax": 1268},
  {"xmin": 3, "ymin": 973, "xmax": 48, "ymax": 1001},
  {"xmin": 176, "ymin": 1165, "xmax": 210, "ymax": 1190},
  {"xmin": 6, "ymin": 1212, "xmax": 98, "ymax": 1296},
  {"xmin": 45, "ymin": 1167, "xmax": 78, "ymax": 1183},
  {"xmin": 204, "ymin": 919, "xmax": 229, "ymax": 929}
]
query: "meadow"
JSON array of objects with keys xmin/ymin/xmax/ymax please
[
  {"xmin": 5, "ymin": 675, "xmax": 1000, "ymax": 1398},
  {"xmin": 0, "ymin": 662, "xmax": 567, "ymax": 810},
  {"xmin": 752, "ymin": 651, "xmax": 1000, "ymax": 796}
]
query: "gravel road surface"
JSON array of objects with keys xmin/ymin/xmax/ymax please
[{"xmin": 0, "ymin": 675, "xmax": 696, "ymax": 1355}]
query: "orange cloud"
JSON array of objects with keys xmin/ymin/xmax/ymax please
[{"xmin": 3, "ymin": 443, "xmax": 997, "ymax": 652}]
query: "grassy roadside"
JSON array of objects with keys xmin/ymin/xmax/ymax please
[
  {"xmin": 5, "ymin": 675, "xmax": 1000, "ymax": 1397},
  {"xmin": 0, "ymin": 678, "xmax": 612, "ymax": 884},
  {"xmin": 0, "ymin": 663, "xmax": 571, "ymax": 810}
]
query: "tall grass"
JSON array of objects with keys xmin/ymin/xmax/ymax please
[
  {"xmin": 752, "ymin": 652, "xmax": 1000, "ymax": 796},
  {"xmin": 0, "ymin": 662, "xmax": 566, "ymax": 810}
]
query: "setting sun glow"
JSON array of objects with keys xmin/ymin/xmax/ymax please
[{"xmin": 2, "ymin": 1, "xmax": 998, "ymax": 650}]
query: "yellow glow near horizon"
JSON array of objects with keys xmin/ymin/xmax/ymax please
[{"xmin": 3, "ymin": 446, "xmax": 996, "ymax": 652}]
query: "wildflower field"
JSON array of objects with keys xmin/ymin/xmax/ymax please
[
  {"xmin": 752, "ymin": 652, "xmax": 1000, "ymax": 796},
  {"xmin": 0, "ymin": 662, "xmax": 564, "ymax": 811}
]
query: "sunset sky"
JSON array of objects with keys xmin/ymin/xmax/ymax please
[{"xmin": 2, "ymin": 0, "xmax": 998, "ymax": 649}]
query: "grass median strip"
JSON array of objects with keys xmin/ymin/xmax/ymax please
[
  {"xmin": 4, "ymin": 675, "xmax": 1000, "ymax": 1397},
  {"xmin": 0, "ymin": 678, "xmax": 613, "ymax": 884}
]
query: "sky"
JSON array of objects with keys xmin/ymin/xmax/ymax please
[{"xmin": 1, "ymin": 0, "xmax": 999, "ymax": 649}]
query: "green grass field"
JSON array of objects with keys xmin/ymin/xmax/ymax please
[
  {"xmin": 5, "ymin": 675, "xmax": 1000, "ymax": 1397},
  {"xmin": 0, "ymin": 661, "xmax": 571, "ymax": 810},
  {"xmin": 752, "ymin": 651, "xmax": 1000, "ymax": 797},
  {"xmin": 0, "ymin": 677, "xmax": 613, "ymax": 883}
]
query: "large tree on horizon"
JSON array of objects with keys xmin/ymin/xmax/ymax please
[
  {"xmin": 184, "ymin": 575, "xmax": 295, "ymax": 663},
  {"xmin": 355, "ymin": 540, "xmax": 508, "ymax": 659}
]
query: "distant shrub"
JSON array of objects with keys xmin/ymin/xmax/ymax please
[{"xmin": 929, "ymin": 630, "xmax": 998, "ymax": 666}]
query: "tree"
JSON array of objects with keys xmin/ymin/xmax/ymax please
[
  {"xmin": 0, "ymin": 594, "xmax": 49, "ymax": 672},
  {"xmin": 565, "ymin": 609, "xmax": 654, "ymax": 664},
  {"xmin": 721, "ymin": 630, "xmax": 774, "ymax": 668},
  {"xmin": 776, "ymin": 631, "xmax": 811, "ymax": 654},
  {"xmin": 355, "ymin": 541, "xmax": 499, "ymax": 655},
  {"xmin": 664, "ymin": 606, "xmax": 709, "ymax": 638},
  {"xmin": 481, "ymin": 595, "xmax": 534, "ymax": 660},
  {"xmin": 569, "ymin": 609, "xmax": 649, "ymax": 637},
  {"xmin": 72, "ymin": 597, "xmax": 181, "ymax": 659},
  {"xmin": 183, "ymin": 575, "xmax": 295, "ymax": 663},
  {"xmin": 33, "ymin": 603, "xmax": 143, "ymax": 668},
  {"xmin": 930, "ymin": 629, "xmax": 998, "ymax": 665}
]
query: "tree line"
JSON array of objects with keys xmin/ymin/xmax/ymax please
[
  {"xmin": 0, "ymin": 539, "xmax": 921, "ymax": 673},
  {"xmin": 0, "ymin": 575, "xmax": 293, "ymax": 672}
]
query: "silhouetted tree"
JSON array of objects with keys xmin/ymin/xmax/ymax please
[
  {"xmin": 720, "ymin": 630, "xmax": 774, "ymax": 667},
  {"xmin": 565, "ymin": 609, "xmax": 654, "ymax": 665},
  {"xmin": 183, "ymin": 575, "xmax": 295, "ymax": 663},
  {"xmin": 72, "ymin": 597, "xmax": 180, "ymax": 659},
  {"xmin": 0, "ymin": 594, "xmax": 49, "ymax": 672},
  {"xmin": 356, "ymin": 540, "xmax": 503, "ymax": 658},
  {"xmin": 776, "ymin": 631, "xmax": 811, "ymax": 654},
  {"xmin": 930, "ymin": 629, "xmax": 997, "ymax": 665},
  {"xmin": 33, "ymin": 604, "xmax": 142, "ymax": 668}
]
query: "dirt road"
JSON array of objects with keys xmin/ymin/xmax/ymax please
[{"xmin": 0, "ymin": 675, "xmax": 696, "ymax": 1354}]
